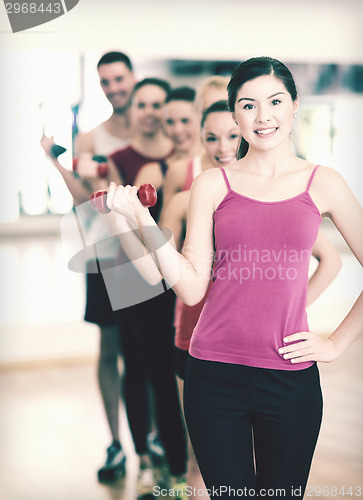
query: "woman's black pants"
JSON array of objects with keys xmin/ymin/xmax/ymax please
[{"xmin": 184, "ymin": 356, "xmax": 323, "ymax": 499}]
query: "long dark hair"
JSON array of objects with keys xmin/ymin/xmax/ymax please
[{"xmin": 227, "ymin": 57, "xmax": 298, "ymax": 159}]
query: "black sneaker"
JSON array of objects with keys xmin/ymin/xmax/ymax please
[{"xmin": 97, "ymin": 440, "xmax": 126, "ymax": 483}]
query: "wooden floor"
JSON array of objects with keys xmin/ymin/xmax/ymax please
[{"xmin": 0, "ymin": 337, "xmax": 362, "ymax": 500}]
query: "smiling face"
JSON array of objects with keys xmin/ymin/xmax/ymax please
[
  {"xmin": 202, "ymin": 111, "xmax": 241, "ymax": 168},
  {"xmin": 131, "ymin": 84, "xmax": 168, "ymax": 136},
  {"xmin": 98, "ymin": 62, "xmax": 135, "ymax": 113},
  {"xmin": 163, "ymin": 100, "xmax": 200, "ymax": 154},
  {"xmin": 233, "ymin": 74, "xmax": 298, "ymax": 153}
]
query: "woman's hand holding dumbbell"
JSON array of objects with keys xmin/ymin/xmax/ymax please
[{"xmin": 90, "ymin": 182, "xmax": 157, "ymax": 222}]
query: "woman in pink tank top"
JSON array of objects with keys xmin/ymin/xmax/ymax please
[
  {"xmin": 161, "ymin": 99, "xmax": 341, "ymax": 496},
  {"xmin": 105, "ymin": 57, "xmax": 363, "ymax": 499},
  {"xmin": 165, "ymin": 101, "xmax": 341, "ymax": 379}
]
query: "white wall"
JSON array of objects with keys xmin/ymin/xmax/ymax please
[{"xmin": 0, "ymin": 0, "xmax": 362, "ymax": 62}]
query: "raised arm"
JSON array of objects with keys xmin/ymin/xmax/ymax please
[
  {"xmin": 105, "ymin": 205, "xmax": 164, "ymax": 286},
  {"xmin": 104, "ymin": 162, "xmax": 165, "ymax": 286},
  {"xmin": 41, "ymin": 135, "xmax": 91, "ymax": 205},
  {"xmin": 106, "ymin": 169, "xmax": 216, "ymax": 305},
  {"xmin": 104, "ymin": 179, "xmax": 189, "ymax": 289},
  {"xmin": 307, "ymin": 228, "xmax": 342, "ymax": 306}
]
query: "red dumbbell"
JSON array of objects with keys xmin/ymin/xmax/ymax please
[
  {"xmin": 90, "ymin": 184, "xmax": 157, "ymax": 214},
  {"xmin": 73, "ymin": 155, "xmax": 109, "ymax": 178}
]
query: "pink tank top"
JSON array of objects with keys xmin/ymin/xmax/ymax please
[
  {"xmin": 182, "ymin": 156, "xmax": 202, "ymax": 191},
  {"xmin": 189, "ymin": 166, "xmax": 322, "ymax": 370}
]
